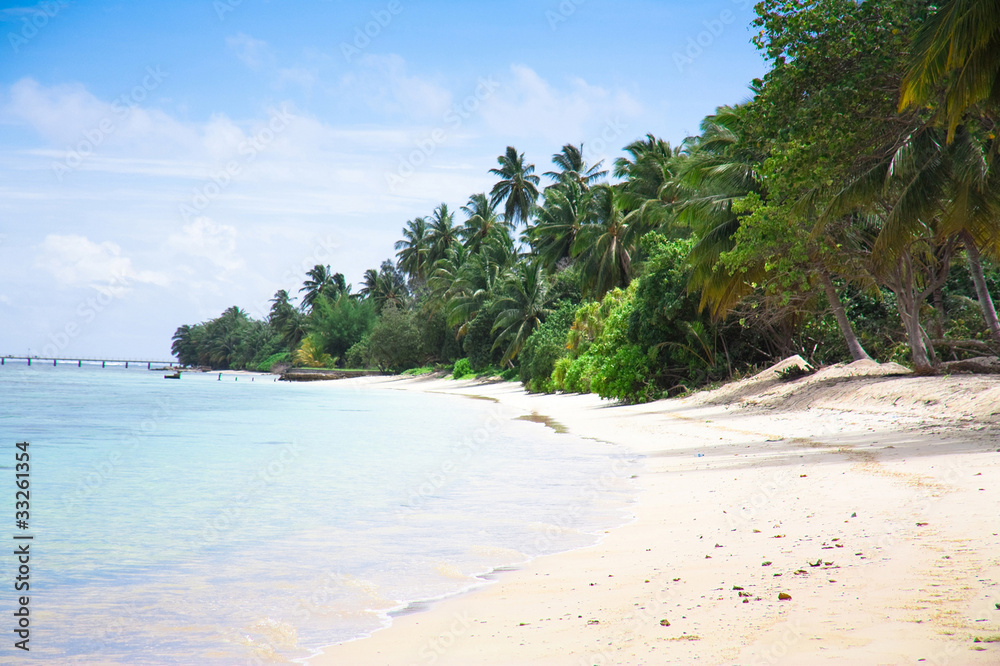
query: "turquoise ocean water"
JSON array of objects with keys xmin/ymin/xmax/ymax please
[{"xmin": 0, "ymin": 363, "xmax": 636, "ymax": 664}]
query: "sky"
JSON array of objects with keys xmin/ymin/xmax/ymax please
[{"xmin": 0, "ymin": 0, "xmax": 766, "ymax": 360}]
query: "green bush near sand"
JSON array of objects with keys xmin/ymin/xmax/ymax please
[{"xmin": 451, "ymin": 358, "xmax": 473, "ymax": 379}]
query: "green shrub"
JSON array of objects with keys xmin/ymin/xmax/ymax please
[
  {"xmin": 255, "ymin": 351, "xmax": 291, "ymax": 372},
  {"xmin": 452, "ymin": 357, "xmax": 473, "ymax": 379},
  {"xmin": 518, "ymin": 300, "xmax": 576, "ymax": 389}
]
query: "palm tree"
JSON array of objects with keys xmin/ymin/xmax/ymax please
[
  {"xmin": 426, "ymin": 203, "xmax": 460, "ymax": 264},
  {"xmin": 394, "ymin": 217, "xmax": 430, "ymax": 282},
  {"xmin": 678, "ymin": 106, "xmax": 766, "ymax": 319},
  {"xmin": 571, "ymin": 184, "xmax": 643, "ymax": 299},
  {"xmin": 299, "ymin": 265, "xmax": 335, "ymax": 313},
  {"xmin": 361, "ymin": 260, "xmax": 410, "ymax": 313},
  {"xmin": 825, "ymin": 123, "xmax": 1000, "ymax": 357},
  {"xmin": 614, "ymin": 135, "xmax": 687, "ymax": 236},
  {"xmin": 529, "ymin": 179, "xmax": 589, "ymax": 272},
  {"xmin": 268, "ymin": 289, "xmax": 305, "ymax": 349},
  {"xmin": 900, "ymin": 0, "xmax": 1000, "ymax": 139},
  {"xmin": 491, "ymin": 262, "xmax": 551, "ymax": 364},
  {"xmin": 544, "ymin": 143, "xmax": 608, "ymax": 190},
  {"xmin": 459, "ymin": 193, "xmax": 507, "ymax": 253},
  {"xmin": 489, "ymin": 146, "xmax": 540, "ymax": 228},
  {"xmin": 171, "ymin": 324, "xmax": 199, "ymax": 366}
]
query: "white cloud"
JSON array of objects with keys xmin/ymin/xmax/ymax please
[
  {"xmin": 2, "ymin": 77, "xmax": 198, "ymax": 155},
  {"xmin": 35, "ymin": 235, "xmax": 169, "ymax": 293},
  {"xmin": 168, "ymin": 217, "xmax": 243, "ymax": 274},
  {"xmin": 226, "ymin": 33, "xmax": 274, "ymax": 71},
  {"xmin": 341, "ymin": 54, "xmax": 452, "ymax": 119},
  {"xmin": 481, "ymin": 65, "xmax": 644, "ymax": 145}
]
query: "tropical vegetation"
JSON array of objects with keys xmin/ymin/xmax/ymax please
[{"xmin": 172, "ymin": 0, "xmax": 999, "ymax": 401}]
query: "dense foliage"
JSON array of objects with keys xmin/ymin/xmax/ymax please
[{"xmin": 173, "ymin": 0, "xmax": 999, "ymax": 398}]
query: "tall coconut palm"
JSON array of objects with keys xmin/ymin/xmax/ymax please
[
  {"xmin": 394, "ymin": 217, "xmax": 430, "ymax": 282},
  {"xmin": 360, "ymin": 260, "xmax": 409, "ymax": 313},
  {"xmin": 529, "ymin": 179, "xmax": 589, "ymax": 272},
  {"xmin": 491, "ymin": 262, "xmax": 551, "ymax": 364},
  {"xmin": 614, "ymin": 135, "xmax": 687, "ymax": 236},
  {"xmin": 433, "ymin": 234, "xmax": 514, "ymax": 335},
  {"xmin": 426, "ymin": 203, "xmax": 460, "ymax": 264},
  {"xmin": 489, "ymin": 146, "xmax": 540, "ymax": 228},
  {"xmin": 459, "ymin": 193, "xmax": 507, "ymax": 253},
  {"xmin": 900, "ymin": 0, "xmax": 1000, "ymax": 139},
  {"xmin": 571, "ymin": 184, "xmax": 644, "ymax": 299},
  {"xmin": 544, "ymin": 143, "xmax": 608, "ymax": 190},
  {"xmin": 299, "ymin": 265, "xmax": 335, "ymax": 313},
  {"xmin": 268, "ymin": 289, "xmax": 305, "ymax": 349}
]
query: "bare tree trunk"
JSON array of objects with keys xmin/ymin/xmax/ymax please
[
  {"xmin": 818, "ymin": 268, "xmax": 871, "ymax": 361},
  {"xmin": 931, "ymin": 287, "xmax": 946, "ymax": 340},
  {"xmin": 962, "ymin": 230, "xmax": 1000, "ymax": 348},
  {"xmin": 897, "ymin": 290, "xmax": 933, "ymax": 372}
]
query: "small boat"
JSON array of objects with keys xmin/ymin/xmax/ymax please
[{"xmin": 164, "ymin": 372, "xmax": 181, "ymax": 379}]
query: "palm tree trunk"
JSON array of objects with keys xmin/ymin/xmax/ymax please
[
  {"xmin": 962, "ymin": 230, "xmax": 1000, "ymax": 348},
  {"xmin": 818, "ymin": 268, "xmax": 871, "ymax": 361}
]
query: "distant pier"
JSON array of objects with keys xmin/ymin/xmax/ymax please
[{"xmin": 1, "ymin": 355, "xmax": 177, "ymax": 369}]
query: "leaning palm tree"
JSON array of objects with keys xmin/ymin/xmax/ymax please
[
  {"xmin": 571, "ymin": 184, "xmax": 644, "ymax": 299},
  {"xmin": 900, "ymin": 0, "xmax": 1000, "ymax": 139},
  {"xmin": 825, "ymin": 123, "xmax": 1000, "ymax": 355},
  {"xmin": 394, "ymin": 217, "xmax": 430, "ymax": 282},
  {"xmin": 544, "ymin": 143, "xmax": 608, "ymax": 190},
  {"xmin": 489, "ymin": 146, "xmax": 540, "ymax": 228},
  {"xmin": 614, "ymin": 135, "xmax": 687, "ymax": 237},
  {"xmin": 491, "ymin": 262, "xmax": 551, "ymax": 364}
]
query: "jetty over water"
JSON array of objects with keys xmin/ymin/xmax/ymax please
[{"xmin": 2, "ymin": 355, "xmax": 177, "ymax": 369}]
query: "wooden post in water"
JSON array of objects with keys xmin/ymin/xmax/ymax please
[
  {"xmin": 27, "ymin": 358, "xmax": 30, "ymax": 366},
  {"xmin": 53, "ymin": 359, "xmax": 57, "ymax": 366},
  {"xmin": 78, "ymin": 360, "xmax": 81, "ymax": 367},
  {"xmin": 125, "ymin": 362, "xmax": 129, "ymax": 369},
  {"xmin": 147, "ymin": 362, "xmax": 151, "ymax": 370},
  {"xmin": 102, "ymin": 361, "xmax": 105, "ymax": 368}
]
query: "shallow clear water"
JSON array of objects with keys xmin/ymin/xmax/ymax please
[{"xmin": 0, "ymin": 363, "xmax": 636, "ymax": 664}]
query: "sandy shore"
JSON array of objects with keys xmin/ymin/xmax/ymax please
[{"xmin": 308, "ymin": 361, "xmax": 1000, "ymax": 665}]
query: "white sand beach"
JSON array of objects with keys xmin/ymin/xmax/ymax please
[{"xmin": 310, "ymin": 362, "xmax": 1000, "ymax": 665}]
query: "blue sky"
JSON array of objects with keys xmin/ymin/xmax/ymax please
[{"xmin": 0, "ymin": 0, "xmax": 765, "ymax": 359}]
